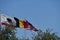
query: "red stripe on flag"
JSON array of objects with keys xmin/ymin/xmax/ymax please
[{"xmin": 1, "ymin": 22, "xmax": 15, "ymax": 28}]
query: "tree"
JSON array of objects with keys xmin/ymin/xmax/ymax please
[
  {"xmin": 32, "ymin": 29, "xmax": 60, "ymax": 40},
  {"xmin": 0, "ymin": 26, "xmax": 18, "ymax": 40}
]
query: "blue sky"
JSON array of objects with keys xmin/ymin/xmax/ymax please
[{"xmin": 0, "ymin": 0, "xmax": 60, "ymax": 39}]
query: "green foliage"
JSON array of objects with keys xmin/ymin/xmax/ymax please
[
  {"xmin": 0, "ymin": 26, "xmax": 18, "ymax": 40},
  {"xmin": 32, "ymin": 29, "xmax": 60, "ymax": 40},
  {"xmin": 0, "ymin": 26, "xmax": 60, "ymax": 40}
]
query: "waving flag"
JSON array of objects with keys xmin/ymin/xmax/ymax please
[
  {"xmin": 14, "ymin": 17, "xmax": 38, "ymax": 31},
  {"xmin": 0, "ymin": 14, "xmax": 16, "ymax": 28}
]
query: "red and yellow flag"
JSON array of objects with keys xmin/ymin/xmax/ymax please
[{"xmin": 14, "ymin": 17, "xmax": 38, "ymax": 31}]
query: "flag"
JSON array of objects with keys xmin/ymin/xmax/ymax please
[
  {"xmin": 0, "ymin": 14, "xmax": 16, "ymax": 28},
  {"xmin": 14, "ymin": 17, "xmax": 38, "ymax": 31},
  {"xmin": 14, "ymin": 17, "xmax": 30, "ymax": 28}
]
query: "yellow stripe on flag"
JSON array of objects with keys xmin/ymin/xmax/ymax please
[{"xmin": 19, "ymin": 20, "xmax": 24, "ymax": 28}]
